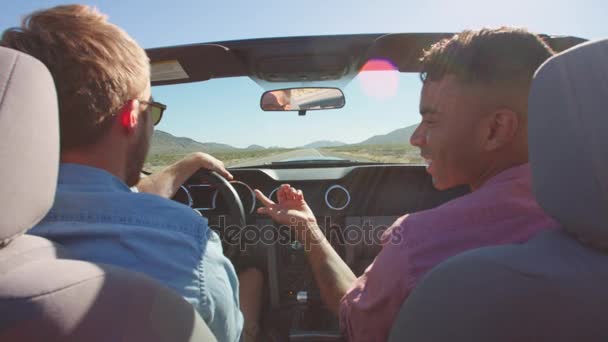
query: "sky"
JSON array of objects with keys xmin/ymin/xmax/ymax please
[{"xmin": 1, "ymin": 0, "xmax": 606, "ymax": 148}]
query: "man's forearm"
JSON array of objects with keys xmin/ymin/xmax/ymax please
[
  {"xmin": 302, "ymin": 223, "xmax": 357, "ymax": 315},
  {"xmin": 164, "ymin": 153, "xmax": 204, "ymax": 193},
  {"xmin": 136, "ymin": 153, "xmax": 202, "ymax": 198}
]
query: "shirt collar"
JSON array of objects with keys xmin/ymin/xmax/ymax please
[
  {"xmin": 58, "ymin": 163, "xmax": 131, "ymax": 192},
  {"xmin": 483, "ymin": 163, "xmax": 531, "ymax": 188}
]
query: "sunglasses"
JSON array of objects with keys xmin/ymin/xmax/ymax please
[{"xmin": 139, "ymin": 99, "xmax": 166, "ymax": 126}]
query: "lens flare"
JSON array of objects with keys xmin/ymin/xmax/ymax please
[{"xmin": 358, "ymin": 59, "xmax": 399, "ymax": 100}]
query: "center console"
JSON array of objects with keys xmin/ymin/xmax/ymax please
[
  {"xmin": 262, "ymin": 216, "xmax": 345, "ymax": 341},
  {"xmin": 263, "ymin": 215, "xmax": 398, "ymax": 341}
]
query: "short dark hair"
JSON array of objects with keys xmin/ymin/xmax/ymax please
[{"xmin": 420, "ymin": 27, "xmax": 555, "ymax": 86}]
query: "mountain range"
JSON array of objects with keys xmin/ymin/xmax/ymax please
[
  {"xmin": 149, "ymin": 130, "xmax": 235, "ymax": 155},
  {"xmin": 302, "ymin": 140, "xmax": 347, "ymax": 148},
  {"xmin": 356, "ymin": 125, "xmax": 418, "ymax": 146},
  {"xmin": 150, "ymin": 124, "xmax": 418, "ymax": 154}
]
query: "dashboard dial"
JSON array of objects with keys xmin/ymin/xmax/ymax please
[{"xmin": 325, "ymin": 185, "xmax": 350, "ymax": 210}]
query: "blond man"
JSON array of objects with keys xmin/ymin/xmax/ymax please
[{"xmin": 2, "ymin": 5, "xmax": 248, "ymax": 341}]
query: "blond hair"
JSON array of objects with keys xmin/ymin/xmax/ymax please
[{"xmin": 1, "ymin": 4, "xmax": 150, "ymax": 151}]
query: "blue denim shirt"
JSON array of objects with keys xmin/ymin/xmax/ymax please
[{"xmin": 29, "ymin": 163, "xmax": 243, "ymax": 342}]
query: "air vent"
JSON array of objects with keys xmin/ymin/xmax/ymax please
[{"xmin": 325, "ymin": 185, "xmax": 350, "ymax": 210}]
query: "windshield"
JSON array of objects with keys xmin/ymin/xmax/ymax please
[{"xmin": 145, "ymin": 71, "xmax": 425, "ymax": 172}]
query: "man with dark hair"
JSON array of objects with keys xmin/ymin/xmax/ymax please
[{"xmin": 255, "ymin": 27, "xmax": 559, "ymax": 342}]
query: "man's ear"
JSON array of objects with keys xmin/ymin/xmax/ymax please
[
  {"xmin": 119, "ymin": 99, "xmax": 140, "ymax": 134},
  {"xmin": 484, "ymin": 109, "xmax": 519, "ymax": 151}
]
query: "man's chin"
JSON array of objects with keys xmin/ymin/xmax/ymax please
[
  {"xmin": 425, "ymin": 165, "xmax": 442, "ymax": 190},
  {"xmin": 429, "ymin": 175, "xmax": 450, "ymax": 191},
  {"xmin": 126, "ymin": 173, "xmax": 141, "ymax": 188},
  {"xmin": 125, "ymin": 162, "xmax": 145, "ymax": 187},
  {"xmin": 431, "ymin": 178, "xmax": 468, "ymax": 191},
  {"xmin": 431, "ymin": 179, "xmax": 446, "ymax": 191}
]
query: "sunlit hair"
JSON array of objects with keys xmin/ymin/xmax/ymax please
[
  {"xmin": 1, "ymin": 4, "xmax": 150, "ymax": 151},
  {"xmin": 420, "ymin": 27, "xmax": 555, "ymax": 86}
]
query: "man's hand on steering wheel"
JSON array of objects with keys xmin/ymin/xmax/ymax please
[
  {"xmin": 194, "ymin": 152, "xmax": 233, "ymax": 181},
  {"xmin": 136, "ymin": 152, "xmax": 233, "ymax": 198}
]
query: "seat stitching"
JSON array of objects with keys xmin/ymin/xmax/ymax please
[
  {"xmin": 1, "ymin": 271, "xmax": 108, "ymax": 300},
  {"xmin": 0, "ymin": 52, "xmax": 19, "ymax": 110},
  {"xmin": 0, "ymin": 243, "xmax": 68, "ymax": 271}
]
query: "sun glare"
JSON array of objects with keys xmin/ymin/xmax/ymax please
[{"xmin": 358, "ymin": 59, "xmax": 400, "ymax": 100}]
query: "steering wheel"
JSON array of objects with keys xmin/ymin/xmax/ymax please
[{"xmin": 195, "ymin": 170, "xmax": 246, "ymax": 258}]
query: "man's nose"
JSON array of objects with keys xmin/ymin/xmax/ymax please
[{"xmin": 409, "ymin": 125, "xmax": 426, "ymax": 147}]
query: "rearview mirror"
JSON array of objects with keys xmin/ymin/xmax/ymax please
[{"xmin": 260, "ymin": 87, "xmax": 345, "ymax": 112}]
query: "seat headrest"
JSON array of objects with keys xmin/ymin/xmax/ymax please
[
  {"xmin": 0, "ymin": 47, "xmax": 59, "ymax": 245},
  {"xmin": 529, "ymin": 39, "xmax": 608, "ymax": 246}
]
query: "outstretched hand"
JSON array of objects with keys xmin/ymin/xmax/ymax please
[{"xmin": 254, "ymin": 184, "xmax": 317, "ymax": 229}]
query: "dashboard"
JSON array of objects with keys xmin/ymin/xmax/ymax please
[
  {"xmin": 173, "ymin": 164, "xmax": 468, "ymax": 341},
  {"xmin": 176, "ymin": 164, "xmax": 465, "ymax": 216}
]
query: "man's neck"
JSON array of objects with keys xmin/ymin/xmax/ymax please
[
  {"xmin": 469, "ymin": 155, "xmax": 528, "ymax": 191},
  {"xmin": 61, "ymin": 147, "xmax": 127, "ymax": 184}
]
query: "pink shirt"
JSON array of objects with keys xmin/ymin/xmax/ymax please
[{"xmin": 339, "ymin": 163, "xmax": 558, "ymax": 342}]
